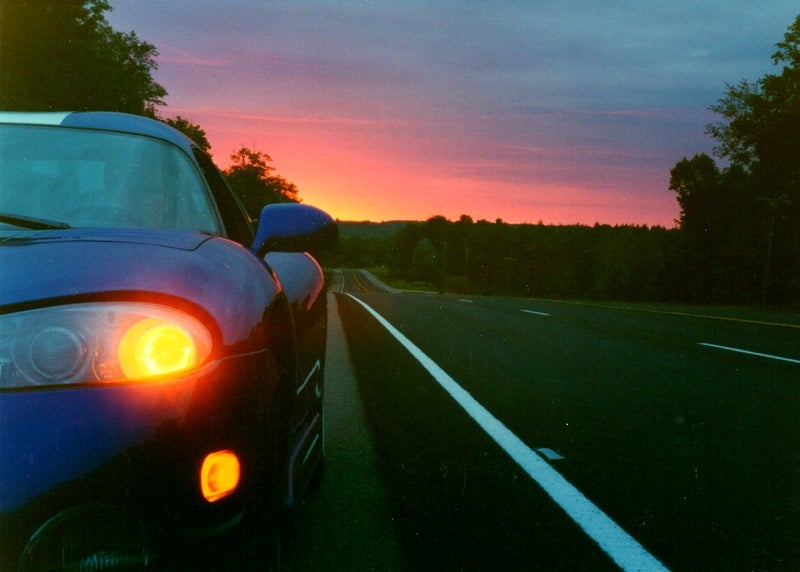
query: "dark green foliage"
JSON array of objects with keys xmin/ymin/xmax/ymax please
[
  {"xmin": 335, "ymin": 217, "xmax": 681, "ymax": 302},
  {"xmin": 161, "ymin": 116, "xmax": 212, "ymax": 153},
  {"xmin": 669, "ymin": 157, "xmax": 764, "ymax": 305},
  {"xmin": 223, "ymin": 148, "xmax": 299, "ymax": 220},
  {"xmin": 0, "ymin": 0, "xmax": 166, "ymax": 114},
  {"xmin": 673, "ymin": 14, "xmax": 800, "ymax": 308}
]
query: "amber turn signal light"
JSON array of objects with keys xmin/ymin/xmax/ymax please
[
  {"xmin": 200, "ymin": 450, "xmax": 241, "ymax": 503},
  {"xmin": 118, "ymin": 318, "xmax": 199, "ymax": 379}
]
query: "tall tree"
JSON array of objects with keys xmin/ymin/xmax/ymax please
[
  {"xmin": 162, "ymin": 116, "xmax": 212, "ymax": 153},
  {"xmin": 669, "ymin": 153, "xmax": 720, "ymax": 302},
  {"xmin": 224, "ymin": 148, "xmax": 299, "ymax": 219},
  {"xmin": 667, "ymin": 15, "xmax": 800, "ymax": 305},
  {"xmin": 0, "ymin": 0, "xmax": 166, "ymax": 114},
  {"xmin": 707, "ymin": 15, "xmax": 800, "ymax": 187},
  {"xmin": 703, "ymin": 15, "xmax": 800, "ymax": 305},
  {"xmin": 670, "ymin": 153, "xmax": 721, "ymax": 231}
]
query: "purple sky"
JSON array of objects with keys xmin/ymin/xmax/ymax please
[{"xmin": 108, "ymin": 1, "xmax": 799, "ymax": 225}]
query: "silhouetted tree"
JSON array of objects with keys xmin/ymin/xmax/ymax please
[
  {"xmin": 0, "ymin": 0, "xmax": 166, "ymax": 114},
  {"xmin": 387, "ymin": 223, "xmax": 423, "ymax": 280},
  {"xmin": 678, "ymin": 14, "xmax": 800, "ymax": 306},
  {"xmin": 162, "ymin": 116, "xmax": 212, "ymax": 153},
  {"xmin": 223, "ymin": 148, "xmax": 299, "ymax": 220},
  {"xmin": 707, "ymin": 15, "xmax": 800, "ymax": 186},
  {"xmin": 411, "ymin": 238, "xmax": 442, "ymax": 288}
]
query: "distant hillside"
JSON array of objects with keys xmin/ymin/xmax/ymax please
[{"xmin": 336, "ymin": 220, "xmax": 414, "ymax": 240}]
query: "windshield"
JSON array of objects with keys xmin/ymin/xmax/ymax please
[{"xmin": 0, "ymin": 124, "xmax": 221, "ymax": 233}]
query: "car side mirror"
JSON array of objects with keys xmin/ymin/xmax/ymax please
[{"xmin": 251, "ymin": 203, "xmax": 338, "ymax": 258}]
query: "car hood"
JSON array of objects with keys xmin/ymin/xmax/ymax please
[
  {"xmin": 0, "ymin": 227, "xmax": 210, "ymax": 251},
  {"xmin": 0, "ymin": 228, "xmax": 280, "ymax": 346},
  {"xmin": 2, "ymin": 228, "xmax": 228, "ymax": 305}
]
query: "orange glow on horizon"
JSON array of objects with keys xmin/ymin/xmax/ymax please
[{"xmin": 181, "ymin": 108, "xmax": 679, "ymax": 228}]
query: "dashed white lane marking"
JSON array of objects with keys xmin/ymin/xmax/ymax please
[
  {"xmin": 536, "ymin": 448, "xmax": 565, "ymax": 461},
  {"xmin": 521, "ymin": 309, "xmax": 551, "ymax": 316},
  {"xmin": 459, "ymin": 298, "xmax": 474, "ymax": 303},
  {"xmin": 698, "ymin": 342, "xmax": 800, "ymax": 365},
  {"xmin": 346, "ymin": 293, "xmax": 669, "ymax": 572}
]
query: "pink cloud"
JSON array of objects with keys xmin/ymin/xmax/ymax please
[{"xmin": 156, "ymin": 44, "xmax": 229, "ymax": 66}]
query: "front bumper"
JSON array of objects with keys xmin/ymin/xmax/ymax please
[{"xmin": 0, "ymin": 350, "xmax": 276, "ymax": 571}]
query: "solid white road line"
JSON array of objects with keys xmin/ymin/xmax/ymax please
[
  {"xmin": 346, "ymin": 293, "xmax": 669, "ymax": 572},
  {"xmin": 698, "ymin": 342, "xmax": 800, "ymax": 364}
]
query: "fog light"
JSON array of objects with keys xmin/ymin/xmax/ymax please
[{"xmin": 201, "ymin": 450, "xmax": 241, "ymax": 503}]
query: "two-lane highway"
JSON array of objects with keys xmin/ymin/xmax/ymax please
[
  {"xmin": 280, "ymin": 269, "xmax": 799, "ymax": 570},
  {"xmin": 314, "ymin": 269, "xmax": 799, "ymax": 570},
  {"xmin": 337, "ymin": 268, "xmax": 391, "ymax": 294}
]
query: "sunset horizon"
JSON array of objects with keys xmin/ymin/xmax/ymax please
[{"xmin": 107, "ymin": 1, "xmax": 798, "ymax": 228}]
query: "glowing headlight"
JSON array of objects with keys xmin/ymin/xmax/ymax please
[
  {"xmin": 0, "ymin": 303, "xmax": 212, "ymax": 388},
  {"xmin": 118, "ymin": 318, "xmax": 199, "ymax": 378}
]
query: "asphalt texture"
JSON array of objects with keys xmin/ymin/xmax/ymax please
[{"xmin": 279, "ymin": 270, "xmax": 800, "ymax": 571}]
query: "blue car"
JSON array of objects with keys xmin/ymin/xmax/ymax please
[{"xmin": 0, "ymin": 112, "xmax": 337, "ymax": 570}]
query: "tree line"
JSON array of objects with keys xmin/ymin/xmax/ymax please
[
  {"xmin": 333, "ymin": 217, "xmax": 679, "ymax": 301},
  {"xmin": 3, "ymin": 1, "xmax": 799, "ymax": 307},
  {"xmin": 335, "ymin": 15, "xmax": 800, "ymax": 308}
]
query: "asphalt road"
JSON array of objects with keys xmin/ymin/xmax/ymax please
[{"xmin": 282, "ymin": 269, "xmax": 800, "ymax": 571}]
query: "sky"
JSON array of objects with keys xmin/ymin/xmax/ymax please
[{"xmin": 107, "ymin": 1, "xmax": 799, "ymax": 226}]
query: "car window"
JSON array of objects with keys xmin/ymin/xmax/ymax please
[
  {"xmin": 0, "ymin": 124, "xmax": 221, "ymax": 234},
  {"xmin": 192, "ymin": 148, "xmax": 254, "ymax": 246}
]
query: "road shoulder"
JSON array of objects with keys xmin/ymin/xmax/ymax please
[{"xmin": 282, "ymin": 293, "xmax": 408, "ymax": 571}]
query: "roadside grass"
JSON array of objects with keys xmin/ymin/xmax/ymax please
[{"xmin": 366, "ymin": 266, "xmax": 438, "ymax": 293}]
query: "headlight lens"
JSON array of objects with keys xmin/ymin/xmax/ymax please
[{"xmin": 0, "ymin": 303, "xmax": 212, "ymax": 388}]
